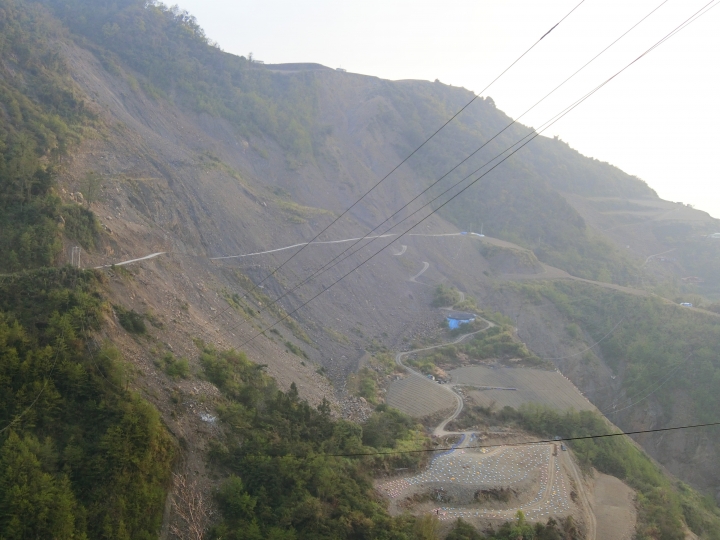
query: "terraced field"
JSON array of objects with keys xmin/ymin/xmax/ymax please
[
  {"xmin": 386, "ymin": 375, "xmax": 456, "ymax": 418},
  {"xmin": 378, "ymin": 443, "xmax": 576, "ymax": 524},
  {"xmin": 452, "ymin": 366, "xmax": 595, "ymax": 412}
]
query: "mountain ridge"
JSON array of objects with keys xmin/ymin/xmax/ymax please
[{"xmin": 2, "ymin": 0, "xmax": 720, "ymax": 537}]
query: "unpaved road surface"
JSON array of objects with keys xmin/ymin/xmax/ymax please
[
  {"xmin": 409, "ymin": 261, "xmax": 430, "ymax": 284},
  {"xmin": 388, "ymin": 307, "xmax": 597, "ymax": 537},
  {"xmin": 590, "ymin": 473, "xmax": 635, "ymax": 540}
]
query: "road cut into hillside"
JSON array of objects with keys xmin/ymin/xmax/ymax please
[{"xmin": 381, "ymin": 310, "xmax": 597, "ymax": 538}]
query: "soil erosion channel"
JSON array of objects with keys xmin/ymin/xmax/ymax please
[{"xmin": 382, "ymin": 312, "xmax": 596, "ymax": 538}]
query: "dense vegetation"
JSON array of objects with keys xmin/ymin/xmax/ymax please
[
  {"xmin": 198, "ymin": 343, "xmax": 438, "ymax": 539},
  {"xmin": 514, "ymin": 280, "xmax": 720, "ymax": 424},
  {"xmin": 446, "ymin": 514, "xmax": 579, "ymax": 540},
  {"xmin": 0, "ymin": 4, "xmax": 175, "ymax": 538},
  {"xmin": 0, "ymin": 0, "xmax": 101, "ymax": 272},
  {"xmin": 0, "ymin": 268, "xmax": 175, "ymax": 539}
]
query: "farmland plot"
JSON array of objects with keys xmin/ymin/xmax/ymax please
[
  {"xmin": 386, "ymin": 376, "xmax": 456, "ymax": 418},
  {"xmin": 378, "ymin": 444, "xmax": 577, "ymax": 524},
  {"xmin": 452, "ymin": 366, "xmax": 595, "ymax": 411}
]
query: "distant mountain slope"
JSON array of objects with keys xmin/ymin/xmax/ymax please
[
  {"xmin": 34, "ymin": 0, "xmax": 662, "ymax": 286},
  {"xmin": 3, "ymin": 1, "xmax": 720, "ymax": 536}
]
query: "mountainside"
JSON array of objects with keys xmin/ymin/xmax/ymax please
[{"xmin": 3, "ymin": 0, "xmax": 720, "ymax": 538}]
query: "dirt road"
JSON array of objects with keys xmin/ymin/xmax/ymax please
[
  {"xmin": 563, "ymin": 448, "xmax": 597, "ymax": 540},
  {"xmin": 409, "ymin": 261, "xmax": 430, "ymax": 284},
  {"xmin": 392, "ymin": 308, "xmax": 596, "ymax": 537},
  {"xmin": 394, "ymin": 321, "xmax": 494, "ymax": 438}
]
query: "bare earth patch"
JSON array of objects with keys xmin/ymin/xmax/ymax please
[
  {"xmin": 452, "ymin": 365, "xmax": 596, "ymax": 412},
  {"xmin": 591, "ymin": 473, "xmax": 636, "ymax": 540},
  {"xmin": 386, "ymin": 375, "xmax": 457, "ymax": 418}
]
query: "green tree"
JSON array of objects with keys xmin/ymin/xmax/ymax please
[
  {"xmin": 0, "ymin": 432, "xmax": 82, "ymax": 539},
  {"xmin": 79, "ymin": 171, "xmax": 102, "ymax": 208}
]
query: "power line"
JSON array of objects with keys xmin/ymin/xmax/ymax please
[
  {"xmin": 605, "ymin": 354, "xmax": 691, "ymax": 416},
  {"xmin": 539, "ymin": 318, "xmax": 625, "ymax": 361},
  {"xmin": 210, "ymin": 0, "xmax": 692, "ymax": 346},
  {"xmin": 245, "ymin": 420, "xmax": 720, "ymax": 459},
  {"xmin": 207, "ymin": 0, "xmax": 666, "ymax": 333},
  {"xmin": 217, "ymin": 2, "xmax": 718, "ymax": 352},
  {"xmin": 208, "ymin": 1, "xmax": 588, "ymax": 315}
]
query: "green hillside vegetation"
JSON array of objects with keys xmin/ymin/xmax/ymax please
[
  {"xmin": 447, "ymin": 514, "xmax": 580, "ymax": 540},
  {"xmin": 408, "ymin": 325, "xmax": 542, "ymax": 375},
  {"xmin": 0, "ymin": 0, "xmax": 100, "ymax": 272},
  {"xmin": 514, "ymin": 281, "xmax": 720, "ymax": 424},
  {"xmin": 432, "ymin": 284, "xmax": 462, "ymax": 307},
  {"xmin": 0, "ymin": 268, "xmax": 175, "ymax": 539},
  {"xmin": 199, "ymin": 343, "xmax": 434, "ymax": 539},
  {"xmin": 347, "ymin": 352, "xmax": 399, "ymax": 405}
]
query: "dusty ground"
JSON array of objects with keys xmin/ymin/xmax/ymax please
[
  {"xmin": 50, "ymin": 27, "xmax": 720, "ymax": 532},
  {"xmin": 452, "ymin": 365, "xmax": 597, "ymax": 412},
  {"xmin": 386, "ymin": 373, "xmax": 457, "ymax": 418},
  {"xmin": 589, "ymin": 473, "xmax": 636, "ymax": 540},
  {"xmin": 377, "ymin": 442, "xmax": 583, "ymax": 529}
]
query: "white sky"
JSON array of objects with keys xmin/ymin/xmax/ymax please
[{"xmin": 177, "ymin": 0, "xmax": 720, "ymax": 220}]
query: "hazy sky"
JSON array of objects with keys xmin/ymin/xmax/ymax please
[{"xmin": 178, "ymin": 0, "xmax": 720, "ymax": 220}]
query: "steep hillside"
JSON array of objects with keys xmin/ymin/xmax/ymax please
[{"xmin": 3, "ymin": 0, "xmax": 720, "ymax": 537}]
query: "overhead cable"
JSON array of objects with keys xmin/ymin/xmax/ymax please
[
  {"xmin": 318, "ymin": 420, "xmax": 720, "ymax": 459},
  {"xmin": 209, "ymin": 0, "xmax": 673, "ymax": 341},
  {"xmin": 209, "ymin": 1, "xmax": 588, "ymax": 308},
  {"xmin": 219, "ymin": 0, "xmax": 719, "ymax": 350}
]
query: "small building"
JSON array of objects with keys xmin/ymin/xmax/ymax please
[
  {"xmin": 336, "ymin": 67, "xmax": 347, "ymax": 72},
  {"xmin": 446, "ymin": 311, "xmax": 476, "ymax": 329}
]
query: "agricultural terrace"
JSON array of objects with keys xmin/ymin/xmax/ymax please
[
  {"xmin": 452, "ymin": 366, "xmax": 596, "ymax": 412},
  {"xmin": 378, "ymin": 442, "xmax": 577, "ymax": 525},
  {"xmin": 386, "ymin": 375, "xmax": 456, "ymax": 418}
]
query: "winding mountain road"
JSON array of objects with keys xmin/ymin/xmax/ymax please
[
  {"xmin": 408, "ymin": 262, "xmax": 430, "ymax": 284},
  {"xmin": 394, "ymin": 321, "xmax": 494, "ymax": 438},
  {"xmin": 393, "ymin": 308, "xmax": 596, "ymax": 537}
]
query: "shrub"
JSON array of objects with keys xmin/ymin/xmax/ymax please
[{"xmin": 115, "ymin": 306, "xmax": 146, "ymax": 334}]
